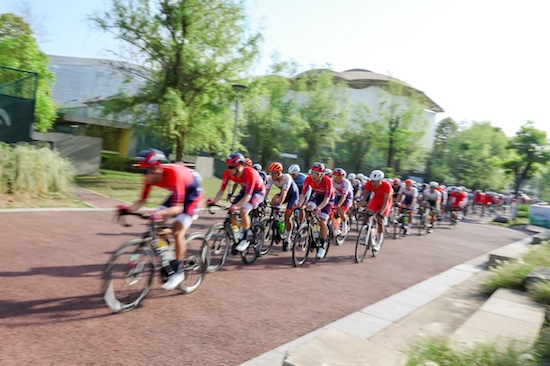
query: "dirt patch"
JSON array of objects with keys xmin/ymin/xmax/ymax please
[{"xmin": 0, "ymin": 194, "xmax": 90, "ymax": 209}]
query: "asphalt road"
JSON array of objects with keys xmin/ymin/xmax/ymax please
[{"xmin": 0, "ymin": 209, "xmax": 528, "ymax": 366}]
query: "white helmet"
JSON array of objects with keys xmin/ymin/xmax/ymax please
[
  {"xmin": 324, "ymin": 168, "xmax": 332, "ymax": 176},
  {"xmin": 347, "ymin": 173, "xmax": 356, "ymax": 180},
  {"xmin": 429, "ymin": 181, "xmax": 439, "ymax": 188},
  {"xmin": 369, "ymin": 169, "xmax": 385, "ymax": 181},
  {"xmin": 356, "ymin": 173, "xmax": 365, "ymax": 180},
  {"xmin": 288, "ymin": 164, "xmax": 300, "ymax": 174}
]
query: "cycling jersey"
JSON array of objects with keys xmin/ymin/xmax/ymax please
[
  {"xmin": 450, "ymin": 191, "xmax": 468, "ymax": 208},
  {"xmin": 398, "ymin": 186, "xmax": 418, "ymax": 206},
  {"xmin": 141, "ymin": 164, "xmax": 202, "ymax": 204},
  {"xmin": 421, "ymin": 189, "xmax": 441, "ymax": 202},
  {"xmin": 332, "ymin": 177, "xmax": 353, "ymax": 208},
  {"xmin": 302, "ymin": 175, "xmax": 333, "ymax": 198},
  {"xmin": 292, "ymin": 172, "xmax": 307, "ymax": 192},
  {"xmin": 221, "ymin": 166, "xmax": 265, "ymax": 195},
  {"xmin": 266, "ymin": 173, "xmax": 299, "ymax": 209},
  {"xmin": 364, "ymin": 180, "xmax": 394, "ymax": 216}
]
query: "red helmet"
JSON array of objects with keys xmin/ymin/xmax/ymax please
[
  {"xmin": 226, "ymin": 153, "xmax": 245, "ymax": 166},
  {"xmin": 268, "ymin": 162, "xmax": 283, "ymax": 173},
  {"xmin": 405, "ymin": 179, "xmax": 413, "ymax": 185},
  {"xmin": 134, "ymin": 148, "xmax": 167, "ymax": 169},
  {"xmin": 311, "ymin": 162, "xmax": 325, "ymax": 173},
  {"xmin": 393, "ymin": 178, "xmax": 401, "ymax": 185},
  {"xmin": 333, "ymin": 168, "xmax": 346, "ymax": 177}
]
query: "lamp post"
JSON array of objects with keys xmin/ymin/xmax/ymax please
[{"xmin": 231, "ymin": 84, "xmax": 247, "ymax": 152}]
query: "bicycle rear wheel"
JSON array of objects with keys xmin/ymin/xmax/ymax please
[
  {"xmin": 241, "ymin": 221, "xmax": 264, "ymax": 264},
  {"xmin": 354, "ymin": 224, "xmax": 371, "ymax": 263},
  {"xmin": 178, "ymin": 233, "xmax": 210, "ymax": 294},
  {"xmin": 102, "ymin": 238, "xmax": 156, "ymax": 313},
  {"xmin": 259, "ymin": 216, "xmax": 276, "ymax": 256},
  {"xmin": 205, "ymin": 222, "xmax": 230, "ymax": 273},
  {"xmin": 292, "ymin": 224, "xmax": 310, "ymax": 267}
]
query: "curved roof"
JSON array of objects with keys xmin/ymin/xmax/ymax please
[{"xmin": 293, "ymin": 68, "xmax": 443, "ymax": 113}]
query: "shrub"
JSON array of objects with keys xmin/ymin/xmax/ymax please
[
  {"xmin": 528, "ymin": 281, "xmax": 550, "ymax": 305},
  {"xmin": 483, "ymin": 260, "xmax": 535, "ymax": 294},
  {"xmin": 100, "ymin": 154, "xmax": 134, "ymax": 172},
  {"xmin": 0, "ymin": 143, "xmax": 74, "ymax": 196},
  {"xmin": 518, "ymin": 204, "xmax": 530, "ymax": 213}
]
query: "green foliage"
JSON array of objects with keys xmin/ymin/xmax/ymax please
[
  {"xmin": 292, "ymin": 69, "xmax": 348, "ymax": 168},
  {"xmin": 406, "ymin": 335, "xmax": 535, "ymax": 365},
  {"xmin": 483, "ymin": 260, "xmax": 535, "ymax": 294},
  {"xmin": 0, "ymin": 143, "xmax": 74, "ymax": 196},
  {"xmin": 503, "ymin": 122, "xmax": 550, "ymax": 197},
  {"xmin": 0, "ymin": 13, "xmax": 57, "ymax": 131},
  {"xmin": 90, "ymin": 0, "xmax": 261, "ymax": 160},
  {"xmin": 100, "ymin": 154, "xmax": 134, "ymax": 172},
  {"xmin": 528, "ymin": 281, "xmax": 550, "ymax": 305},
  {"xmin": 518, "ymin": 204, "xmax": 530, "ymax": 212},
  {"xmin": 534, "ymin": 327, "xmax": 550, "ymax": 361}
]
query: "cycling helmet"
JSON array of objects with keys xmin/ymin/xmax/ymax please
[
  {"xmin": 288, "ymin": 164, "xmax": 300, "ymax": 174},
  {"xmin": 392, "ymin": 178, "xmax": 401, "ymax": 185},
  {"xmin": 405, "ymin": 179, "xmax": 413, "ymax": 185},
  {"xmin": 429, "ymin": 181, "xmax": 439, "ymax": 188},
  {"xmin": 135, "ymin": 148, "xmax": 168, "ymax": 168},
  {"xmin": 253, "ymin": 163, "xmax": 262, "ymax": 171},
  {"xmin": 369, "ymin": 169, "xmax": 385, "ymax": 181},
  {"xmin": 356, "ymin": 173, "xmax": 365, "ymax": 180},
  {"xmin": 324, "ymin": 168, "xmax": 333, "ymax": 176},
  {"xmin": 226, "ymin": 152, "xmax": 245, "ymax": 166},
  {"xmin": 268, "ymin": 162, "xmax": 283, "ymax": 173},
  {"xmin": 347, "ymin": 173, "xmax": 357, "ymax": 180},
  {"xmin": 244, "ymin": 158, "xmax": 253, "ymax": 167},
  {"xmin": 311, "ymin": 162, "xmax": 325, "ymax": 173},
  {"xmin": 333, "ymin": 168, "xmax": 346, "ymax": 177}
]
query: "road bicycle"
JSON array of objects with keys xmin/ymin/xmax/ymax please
[
  {"xmin": 355, "ymin": 210, "xmax": 385, "ymax": 263},
  {"xmin": 102, "ymin": 212, "xmax": 210, "ymax": 313},
  {"xmin": 416, "ymin": 203, "xmax": 429, "ymax": 236},
  {"xmin": 260, "ymin": 206, "xmax": 288, "ymax": 254},
  {"xmin": 331, "ymin": 207, "xmax": 350, "ymax": 245},
  {"xmin": 349, "ymin": 200, "xmax": 364, "ymax": 232},
  {"xmin": 390, "ymin": 205, "xmax": 413, "ymax": 239},
  {"xmin": 292, "ymin": 208, "xmax": 331, "ymax": 267},
  {"xmin": 205, "ymin": 204, "xmax": 265, "ymax": 272}
]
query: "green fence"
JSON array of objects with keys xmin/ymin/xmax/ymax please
[{"xmin": 0, "ymin": 65, "xmax": 38, "ymax": 143}]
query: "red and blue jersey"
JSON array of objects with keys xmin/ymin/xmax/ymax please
[
  {"xmin": 302, "ymin": 175, "xmax": 333, "ymax": 198},
  {"xmin": 140, "ymin": 164, "xmax": 201, "ymax": 204},
  {"xmin": 221, "ymin": 166, "xmax": 265, "ymax": 195}
]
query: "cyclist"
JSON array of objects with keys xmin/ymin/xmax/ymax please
[
  {"xmin": 449, "ymin": 186, "xmax": 469, "ymax": 221},
  {"xmin": 253, "ymin": 163, "xmax": 268, "ymax": 185},
  {"xmin": 395, "ymin": 179, "xmax": 418, "ymax": 235},
  {"xmin": 359, "ymin": 169, "xmax": 393, "ymax": 251},
  {"xmin": 117, "ymin": 148, "xmax": 204, "ymax": 291},
  {"xmin": 419, "ymin": 181, "xmax": 442, "ymax": 233},
  {"xmin": 207, "ymin": 153, "xmax": 266, "ymax": 252},
  {"xmin": 332, "ymin": 168, "xmax": 353, "ymax": 236},
  {"xmin": 296, "ymin": 162, "xmax": 334, "ymax": 259},
  {"xmin": 288, "ymin": 164, "xmax": 306, "ymax": 193},
  {"xmin": 265, "ymin": 162, "xmax": 300, "ymax": 251}
]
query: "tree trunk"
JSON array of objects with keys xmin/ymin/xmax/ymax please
[{"xmin": 175, "ymin": 134, "xmax": 184, "ymax": 162}]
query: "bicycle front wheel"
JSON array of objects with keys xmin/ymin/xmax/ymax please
[
  {"xmin": 205, "ymin": 222, "xmax": 230, "ymax": 273},
  {"xmin": 102, "ymin": 238, "xmax": 156, "ymax": 313},
  {"xmin": 259, "ymin": 216, "xmax": 275, "ymax": 256},
  {"xmin": 178, "ymin": 233, "xmax": 210, "ymax": 294},
  {"xmin": 241, "ymin": 221, "xmax": 264, "ymax": 264},
  {"xmin": 292, "ymin": 224, "xmax": 310, "ymax": 267},
  {"xmin": 355, "ymin": 224, "xmax": 371, "ymax": 263}
]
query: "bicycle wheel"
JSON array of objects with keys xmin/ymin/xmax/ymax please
[
  {"xmin": 417, "ymin": 214, "xmax": 426, "ymax": 236},
  {"xmin": 102, "ymin": 238, "xmax": 156, "ymax": 313},
  {"xmin": 259, "ymin": 216, "xmax": 276, "ymax": 256},
  {"xmin": 355, "ymin": 223, "xmax": 371, "ymax": 263},
  {"xmin": 335, "ymin": 219, "xmax": 349, "ymax": 245},
  {"xmin": 241, "ymin": 221, "xmax": 264, "ymax": 264},
  {"xmin": 292, "ymin": 224, "xmax": 311, "ymax": 267},
  {"xmin": 372, "ymin": 231, "xmax": 384, "ymax": 257},
  {"xmin": 391, "ymin": 215, "xmax": 400, "ymax": 239},
  {"xmin": 178, "ymin": 233, "xmax": 210, "ymax": 294},
  {"xmin": 355, "ymin": 210, "xmax": 365, "ymax": 231},
  {"xmin": 205, "ymin": 222, "xmax": 230, "ymax": 273}
]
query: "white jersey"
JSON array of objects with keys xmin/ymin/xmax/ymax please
[
  {"xmin": 421, "ymin": 189, "xmax": 441, "ymax": 201},
  {"xmin": 266, "ymin": 173, "xmax": 293, "ymax": 191},
  {"xmin": 332, "ymin": 178, "xmax": 353, "ymax": 197},
  {"xmin": 398, "ymin": 186, "xmax": 418, "ymax": 198}
]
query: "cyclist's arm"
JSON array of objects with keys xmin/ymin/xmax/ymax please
[
  {"xmin": 380, "ymin": 192, "xmax": 391, "ymax": 214},
  {"xmin": 277, "ymin": 188, "xmax": 289, "ymax": 204}
]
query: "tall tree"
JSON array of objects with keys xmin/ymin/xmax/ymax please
[
  {"xmin": 90, "ymin": 0, "xmax": 261, "ymax": 160},
  {"xmin": 376, "ymin": 81, "xmax": 428, "ymax": 175},
  {"xmin": 293, "ymin": 70, "xmax": 348, "ymax": 168},
  {"xmin": 503, "ymin": 121, "xmax": 550, "ymax": 198},
  {"xmin": 0, "ymin": 13, "xmax": 57, "ymax": 131},
  {"xmin": 426, "ymin": 117, "xmax": 459, "ymax": 182},
  {"xmin": 338, "ymin": 104, "xmax": 381, "ymax": 172},
  {"xmin": 445, "ymin": 122, "xmax": 510, "ymax": 190}
]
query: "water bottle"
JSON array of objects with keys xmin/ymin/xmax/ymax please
[
  {"xmin": 156, "ymin": 239, "xmax": 175, "ymax": 265},
  {"xmin": 312, "ymin": 224, "xmax": 320, "ymax": 238},
  {"xmin": 277, "ymin": 220, "xmax": 285, "ymax": 234},
  {"xmin": 402, "ymin": 216, "xmax": 408, "ymax": 226},
  {"xmin": 232, "ymin": 224, "xmax": 241, "ymax": 240}
]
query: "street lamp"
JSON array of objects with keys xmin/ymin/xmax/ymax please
[{"xmin": 231, "ymin": 84, "xmax": 247, "ymax": 152}]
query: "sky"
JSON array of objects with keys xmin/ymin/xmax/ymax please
[{"xmin": 2, "ymin": 0, "xmax": 550, "ymax": 137}]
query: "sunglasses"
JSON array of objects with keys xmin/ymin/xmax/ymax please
[
  {"xmin": 227, "ymin": 165, "xmax": 237, "ymax": 170},
  {"xmin": 311, "ymin": 171, "xmax": 322, "ymax": 176}
]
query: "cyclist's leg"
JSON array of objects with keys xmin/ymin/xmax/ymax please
[{"xmin": 236, "ymin": 191, "xmax": 264, "ymax": 251}]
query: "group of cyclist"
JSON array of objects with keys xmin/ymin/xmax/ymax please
[{"xmin": 118, "ymin": 148, "xmax": 503, "ymax": 290}]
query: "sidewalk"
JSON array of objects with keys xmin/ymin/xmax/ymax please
[{"xmin": 241, "ymin": 233, "xmax": 547, "ymax": 366}]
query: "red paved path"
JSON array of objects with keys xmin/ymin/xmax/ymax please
[{"xmin": 0, "ymin": 191, "xmax": 528, "ymax": 365}]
